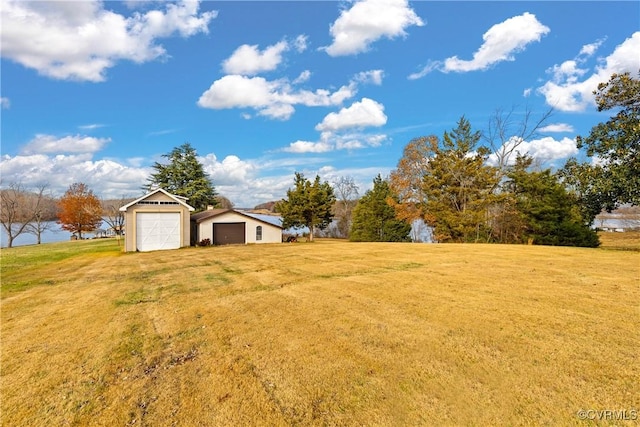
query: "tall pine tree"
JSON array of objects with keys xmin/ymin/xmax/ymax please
[
  {"xmin": 422, "ymin": 117, "xmax": 499, "ymax": 242},
  {"xmin": 146, "ymin": 143, "xmax": 218, "ymax": 212}
]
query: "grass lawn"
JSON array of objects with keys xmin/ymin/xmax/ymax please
[{"xmin": 1, "ymin": 235, "xmax": 639, "ymax": 426}]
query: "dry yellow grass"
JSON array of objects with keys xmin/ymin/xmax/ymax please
[
  {"xmin": 1, "ymin": 237, "xmax": 639, "ymax": 426},
  {"xmin": 598, "ymin": 230, "xmax": 640, "ymax": 251}
]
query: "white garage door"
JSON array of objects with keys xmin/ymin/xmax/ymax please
[{"xmin": 136, "ymin": 212, "xmax": 181, "ymax": 252}]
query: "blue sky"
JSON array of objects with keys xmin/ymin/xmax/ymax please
[{"xmin": 1, "ymin": 0, "xmax": 639, "ymax": 207}]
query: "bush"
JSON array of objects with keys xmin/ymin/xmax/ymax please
[{"xmin": 199, "ymin": 238, "xmax": 211, "ymax": 246}]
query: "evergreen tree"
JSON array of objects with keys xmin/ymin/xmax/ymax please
[
  {"xmin": 146, "ymin": 143, "xmax": 218, "ymax": 212},
  {"xmin": 350, "ymin": 175, "xmax": 411, "ymax": 242},
  {"xmin": 277, "ymin": 172, "xmax": 335, "ymax": 241},
  {"xmin": 507, "ymin": 156, "xmax": 600, "ymax": 247},
  {"xmin": 421, "ymin": 117, "xmax": 499, "ymax": 242}
]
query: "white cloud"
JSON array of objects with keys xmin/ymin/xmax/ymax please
[
  {"xmin": 280, "ymin": 97, "xmax": 389, "ymax": 154},
  {"xmin": 580, "ymin": 38, "xmax": 605, "ymax": 56},
  {"xmin": 0, "ymin": 153, "xmax": 150, "ymax": 198},
  {"xmin": 315, "ymin": 98, "xmax": 387, "ymax": 132},
  {"xmin": 1, "ymin": 97, "xmax": 10, "ymax": 109},
  {"xmin": 334, "ymin": 132, "xmax": 387, "ymax": 150},
  {"xmin": 283, "ymin": 131, "xmax": 388, "ymax": 154},
  {"xmin": 293, "ymin": 70, "xmax": 312, "ymax": 84},
  {"xmin": 197, "ymin": 74, "xmax": 357, "ymax": 120},
  {"xmin": 445, "ymin": 13, "xmax": 549, "ymax": 72},
  {"xmin": 201, "ymin": 153, "xmax": 299, "ymax": 206},
  {"xmin": 538, "ymin": 32, "xmax": 640, "ymax": 112},
  {"xmin": 198, "ymin": 75, "xmax": 278, "ymax": 109},
  {"xmin": 257, "ymin": 103, "xmax": 296, "ymax": 120},
  {"xmin": 221, "ymin": 34, "xmax": 308, "ymax": 76},
  {"xmin": 201, "ymin": 153, "xmax": 257, "ymax": 186},
  {"xmin": 322, "ymin": 0, "xmax": 424, "ymax": 57},
  {"xmin": 222, "ymin": 40, "xmax": 289, "ymax": 75},
  {"xmin": 198, "ymin": 67, "xmax": 390, "ymax": 120},
  {"xmin": 294, "ymin": 35, "xmax": 308, "ymax": 53},
  {"xmin": 409, "ymin": 12, "xmax": 549, "ymax": 78},
  {"xmin": 488, "ymin": 136, "xmax": 578, "ymax": 166},
  {"xmin": 0, "ymin": 0, "xmax": 216, "ymax": 82},
  {"xmin": 22, "ymin": 134, "xmax": 111, "ymax": 155},
  {"xmin": 353, "ymin": 69, "xmax": 385, "ymax": 85},
  {"xmin": 522, "ymin": 136, "xmax": 578, "ymax": 161},
  {"xmin": 78, "ymin": 123, "xmax": 105, "ymax": 130},
  {"xmin": 539, "ymin": 123, "xmax": 574, "ymax": 133},
  {"xmin": 284, "ymin": 141, "xmax": 333, "ymax": 153},
  {"xmin": 407, "ymin": 61, "xmax": 441, "ymax": 80}
]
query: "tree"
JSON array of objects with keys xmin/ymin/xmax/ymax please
[
  {"xmin": 506, "ymin": 156, "xmax": 599, "ymax": 247},
  {"xmin": 276, "ymin": 172, "xmax": 335, "ymax": 241},
  {"xmin": 350, "ymin": 174, "xmax": 411, "ymax": 242},
  {"xmin": 254, "ymin": 201, "xmax": 277, "ymax": 212},
  {"xmin": 101, "ymin": 196, "xmax": 131, "ymax": 237},
  {"xmin": 216, "ymin": 195, "xmax": 234, "ymax": 209},
  {"xmin": 146, "ymin": 143, "xmax": 218, "ymax": 212},
  {"xmin": 25, "ymin": 185, "xmax": 58, "ymax": 244},
  {"xmin": 421, "ymin": 117, "xmax": 499, "ymax": 242},
  {"xmin": 1, "ymin": 182, "xmax": 52, "ymax": 248},
  {"xmin": 58, "ymin": 183, "xmax": 103, "ymax": 239},
  {"xmin": 333, "ymin": 176, "xmax": 359, "ymax": 238},
  {"xmin": 389, "ymin": 136, "xmax": 437, "ymax": 224},
  {"xmin": 484, "ymin": 105, "xmax": 553, "ymax": 173},
  {"xmin": 565, "ymin": 72, "xmax": 640, "ymax": 214}
]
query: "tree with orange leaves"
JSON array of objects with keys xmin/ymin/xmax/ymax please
[
  {"xmin": 57, "ymin": 182, "xmax": 103, "ymax": 239},
  {"xmin": 388, "ymin": 135, "xmax": 438, "ymax": 225}
]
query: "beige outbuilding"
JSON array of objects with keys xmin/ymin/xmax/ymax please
[
  {"xmin": 191, "ymin": 209, "xmax": 283, "ymax": 245},
  {"xmin": 119, "ymin": 188, "xmax": 195, "ymax": 252}
]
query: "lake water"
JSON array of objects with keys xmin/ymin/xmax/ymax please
[{"xmin": 1, "ymin": 221, "xmax": 107, "ymax": 248}]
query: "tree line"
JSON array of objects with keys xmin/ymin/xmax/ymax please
[
  {"xmin": 278, "ymin": 72, "xmax": 638, "ymax": 247},
  {"xmin": 1, "ymin": 182, "xmax": 126, "ymax": 247},
  {"xmin": 2, "ymin": 72, "xmax": 636, "ymax": 248}
]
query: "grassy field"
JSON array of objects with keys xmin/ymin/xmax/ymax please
[{"xmin": 1, "ymin": 235, "xmax": 639, "ymax": 426}]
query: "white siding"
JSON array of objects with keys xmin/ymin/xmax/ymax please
[{"xmin": 196, "ymin": 211, "xmax": 281, "ymax": 244}]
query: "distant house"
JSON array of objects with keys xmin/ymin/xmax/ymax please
[
  {"xmin": 191, "ymin": 209, "xmax": 282, "ymax": 245},
  {"xmin": 119, "ymin": 188, "xmax": 195, "ymax": 252}
]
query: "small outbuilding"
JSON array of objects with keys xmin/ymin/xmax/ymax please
[
  {"xmin": 119, "ymin": 188, "xmax": 195, "ymax": 252},
  {"xmin": 191, "ymin": 209, "xmax": 283, "ymax": 245}
]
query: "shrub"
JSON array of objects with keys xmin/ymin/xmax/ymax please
[{"xmin": 199, "ymin": 238, "xmax": 211, "ymax": 246}]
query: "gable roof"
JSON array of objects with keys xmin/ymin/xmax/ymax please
[
  {"xmin": 119, "ymin": 188, "xmax": 195, "ymax": 212},
  {"xmin": 191, "ymin": 209, "xmax": 283, "ymax": 229}
]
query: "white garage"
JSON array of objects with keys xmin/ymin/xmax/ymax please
[
  {"xmin": 119, "ymin": 188, "xmax": 195, "ymax": 252},
  {"xmin": 191, "ymin": 209, "xmax": 283, "ymax": 245}
]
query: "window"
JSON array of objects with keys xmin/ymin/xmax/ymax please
[
  {"xmin": 137, "ymin": 200, "xmax": 179, "ymax": 205},
  {"xmin": 256, "ymin": 226, "xmax": 263, "ymax": 241}
]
